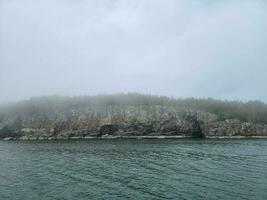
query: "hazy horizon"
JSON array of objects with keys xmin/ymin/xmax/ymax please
[
  {"xmin": 1, "ymin": 93, "xmax": 267, "ymax": 106},
  {"xmin": 1, "ymin": 0, "xmax": 267, "ymax": 103}
]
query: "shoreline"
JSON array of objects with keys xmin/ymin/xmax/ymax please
[{"xmin": 1, "ymin": 135, "xmax": 267, "ymax": 141}]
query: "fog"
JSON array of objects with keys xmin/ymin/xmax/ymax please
[{"xmin": 0, "ymin": 0, "xmax": 266, "ymax": 103}]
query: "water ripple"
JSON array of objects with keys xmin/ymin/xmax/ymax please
[{"xmin": 0, "ymin": 139, "xmax": 267, "ymax": 200}]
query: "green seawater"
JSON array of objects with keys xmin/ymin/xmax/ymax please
[{"xmin": 0, "ymin": 139, "xmax": 267, "ymax": 200}]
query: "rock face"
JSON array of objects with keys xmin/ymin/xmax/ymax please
[
  {"xmin": 1, "ymin": 103, "xmax": 267, "ymax": 139},
  {"xmin": 202, "ymin": 120, "xmax": 267, "ymax": 137},
  {"xmin": 99, "ymin": 125, "xmax": 118, "ymax": 137}
]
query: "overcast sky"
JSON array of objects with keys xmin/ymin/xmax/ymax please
[{"xmin": 0, "ymin": 0, "xmax": 267, "ymax": 103}]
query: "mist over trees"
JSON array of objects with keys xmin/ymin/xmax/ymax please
[{"xmin": 0, "ymin": 93, "xmax": 267, "ymax": 124}]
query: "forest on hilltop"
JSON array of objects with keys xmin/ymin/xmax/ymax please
[{"xmin": 1, "ymin": 93, "xmax": 267, "ymax": 124}]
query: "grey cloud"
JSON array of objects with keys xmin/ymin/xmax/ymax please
[{"xmin": 0, "ymin": 0, "xmax": 266, "ymax": 102}]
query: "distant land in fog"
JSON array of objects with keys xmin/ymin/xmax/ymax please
[{"xmin": 0, "ymin": 93, "xmax": 267, "ymax": 140}]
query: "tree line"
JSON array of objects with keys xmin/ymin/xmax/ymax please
[{"xmin": 1, "ymin": 93, "xmax": 267, "ymax": 124}]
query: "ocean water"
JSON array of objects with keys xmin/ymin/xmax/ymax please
[{"xmin": 0, "ymin": 139, "xmax": 267, "ymax": 200}]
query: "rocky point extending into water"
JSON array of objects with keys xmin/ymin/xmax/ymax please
[{"xmin": 1, "ymin": 94, "xmax": 267, "ymax": 140}]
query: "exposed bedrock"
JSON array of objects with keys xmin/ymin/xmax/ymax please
[{"xmin": 1, "ymin": 107, "xmax": 267, "ymax": 139}]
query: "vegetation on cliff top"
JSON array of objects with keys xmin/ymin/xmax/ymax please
[{"xmin": 1, "ymin": 93, "xmax": 267, "ymax": 124}]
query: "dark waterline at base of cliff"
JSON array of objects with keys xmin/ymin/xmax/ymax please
[
  {"xmin": 1, "ymin": 135, "xmax": 267, "ymax": 141},
  {"xmin": 1, "ymin": 139, "xmax": 267, "ymax": 200}
]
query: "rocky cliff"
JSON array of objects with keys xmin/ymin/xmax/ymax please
[{"xmin": 0, "ymin": 94, "xmax": 267, "ymax": 139}]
